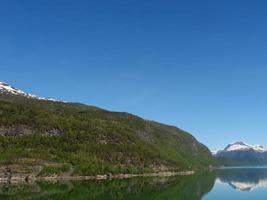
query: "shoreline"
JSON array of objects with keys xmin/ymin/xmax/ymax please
[
  {"xmin": 0, "ymin": 171, "xmax": 195, "ymax": 184},
  {"xmin": 215, "ymin": 166, "xmax": 267, "ymax": 170}
]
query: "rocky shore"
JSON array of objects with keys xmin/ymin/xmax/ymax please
[{"xmin": 0, "ymin": 171, "xmax": 195, "ymax": 183}]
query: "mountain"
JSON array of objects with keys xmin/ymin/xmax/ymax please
[
  {"xmin": 0, "ymin": 81, "xmax": 57, "ymax": 101},
  {"xmin": 0, "ymin": 81, "xmax": 215, "ymax": 179},
  {"xmin": 213, "ymin": 141, "xmax": 267, "ymax": 166}
]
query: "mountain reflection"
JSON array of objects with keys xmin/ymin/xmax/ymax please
[
  {"xmin": 3, "ymin": 168, "xmax": 267, "ymax": 199},
  {"xmin": 216, "ymin": 168, "xmax": 267, "ymax": 191},
  {"xmin": 0, "ymin": 173, "xmax": 216, "ymax": 200}
]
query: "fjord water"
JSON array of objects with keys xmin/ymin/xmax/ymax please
[
  {"xmin": 203, "ymin": 168, "xmax": 267, "ymax": 200},
  {"xmin": 0, "ymin": 168, "xmax": 267, "ymax": 199}
]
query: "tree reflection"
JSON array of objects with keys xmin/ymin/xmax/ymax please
[{"xmin": 0, "ymin": 172, "xmax": 216, "ymax": 200}]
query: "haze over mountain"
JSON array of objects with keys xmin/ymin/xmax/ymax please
[{"xmin": 0, "ymin": 80, "xmax": 215, "ymax": 179}]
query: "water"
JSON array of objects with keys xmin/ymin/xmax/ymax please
[
  {"xmin": 0, "ymin": 168, "xmax": 266, "ymax": 199},
  {"xmin": 203, "ymin": 168, "xmax": 267, "ymax": 200}
]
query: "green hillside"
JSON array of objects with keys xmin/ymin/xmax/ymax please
[{"xmin": 0, "ymin": 93, "xmax": 215, "ymax": 176}]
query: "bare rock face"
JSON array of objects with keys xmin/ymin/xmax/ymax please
[
  {"xmin": 0, "ymin": 166, "xmax": 12, "ymax": 182},
  {"xmin": 0, "ymin": 164, "xmax": 44, "ymax": 183},
  {"xmin": 0, "ymin": 125, "xmax": 33, "ymax": 136},
  {"xmin": 43, "ymin": 129, "xmax": 64, "ymax": 136},
  {"xmin": 0, "ymin": 126, "xmax": 63, "ymax": 137}
]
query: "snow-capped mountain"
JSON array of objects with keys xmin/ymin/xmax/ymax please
[
  {"xmin": 213, "ymin": 141, "xmax": 267, "ymax": 166},
  {"xmin": 0, "ymin": 81, "xmax": 57, "ymax": 101},
  {"xmin": 214, "ymin": 141, "xmax": 267, "ymax": 155}
]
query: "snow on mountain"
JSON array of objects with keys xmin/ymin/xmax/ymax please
[
  {"xmin": 0, "ymin": 81, "xmax": 58, "ymax": 102},
  {"xmin": 211, "ymin": 149, "xmax": 221, "ymax": 155},
  {"xmin": 213, "ymin": 141, "xmax": 267, "ymax": 155}
]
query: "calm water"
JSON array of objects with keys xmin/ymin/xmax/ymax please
[
  {"xmin": 1, "ymin": 168, "xmax": 267, "ymax": 199},
  {"xmin": 203, "ymin": 168, "xmax": 267, "ymax": 200}
]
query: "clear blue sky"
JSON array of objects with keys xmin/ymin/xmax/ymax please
[{"xmin": 1, "ymin": 0, "xmax": 267, "ymax": 150}]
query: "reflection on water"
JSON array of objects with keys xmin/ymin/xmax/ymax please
[
  {"xmin": 216, "ymin": 168, "xmax": 267, "ymax": 191},
  {"xmin": 0, "ymin": 173, "xmax": 215, "ymax": 200},
  {"xmin": 1, "ymin": 168, "xmax": 267, "ymax": 199},
  {"xmin": 204, "ymin": 168, "xmax": 267, "ymax": 200}
]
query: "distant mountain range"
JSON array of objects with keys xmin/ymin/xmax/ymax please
[
  {"xmin": 213, "ymin": 142, "xmax": 267, "ymax": 166},
  {"xmin": 0, "ymin": 81, "xmax": 214, "ymax": 179}
]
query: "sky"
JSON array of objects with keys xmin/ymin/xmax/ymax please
[{"xmin": 1, "ymin": 0, "xmax": 267, "ymax": 150}]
